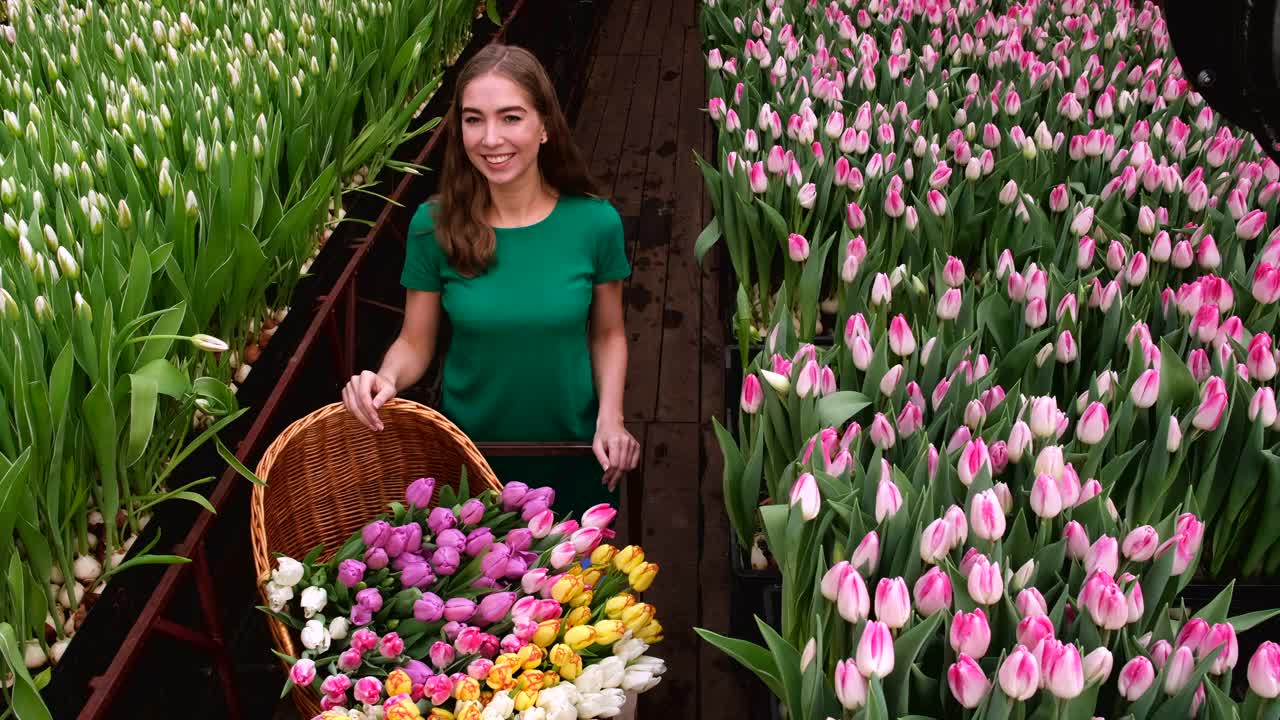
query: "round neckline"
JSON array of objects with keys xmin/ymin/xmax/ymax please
[{"xmin": 492, "ymin": 195, "xmax": 562, "ymax": 232}]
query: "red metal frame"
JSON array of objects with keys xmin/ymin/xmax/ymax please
[{"xmin": 74, "ymin": 5, "xmax": 529, "ymax": 717}]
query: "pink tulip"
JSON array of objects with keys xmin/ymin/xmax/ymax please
[
  {"xmin": 821, "ymin": 561, "xmax": 853, "ymax": 603},
  {"xmin": 1130, "ymin": 369, "xmax": 1160, "ymax": 408},
  {"xmin": 1199, "ymin": 623, "xmax": 1239, "ymax": 675},
  {"xmin": 789, "ymin": 472, "xmax": 820, "ymax": 521},
  {"xmin": 740, "ymin": 374, "xmax": 763, "ymax": 414},
  {"xmin": 1249, "ymin": 642, "xmax": 1280, "ymax": 698},
  {"xmin": 834, "ymin": 658, "xmax": 867, "ymax": 710},
  {"xmin": 1238, "ymin": 209, "xmax": 1268, "ymax": 240},
  {"xmin": 871, "ymin": 272, "xmax": 892, "ymax": 306},
  {"xmin": 875, "ymin": 577, "xmax": 911, "ymax": 629},
  {"xmin": 875, "ymin": 479, "xmax": 903, "ymax": 523},
  {"xmin": 1254, "ymin": 262, "xmax": 1280, "ymax": 304},
  {"xmin": 1086, "ymin": 535, "xmax": 1119, "ymax": 576},
  {"xmin": 1164, "ymin": 646, "xmax": 1195, "ymax": 694},
  {"xmin": 957, "ymin": 438, "xmax": 991, "ymax": 486},
  {"xmin": 1107, "ymin": 241, "xmax": 1128, "ymax": 273},
  {"xmin": 999, "ymin": 646, "xmax": 1040, "ymax": 701},
  {"xmin": 1029, "ymin": 473, "xmax": 1062, "ymax": 518},
  {"xmin": 869, "ymin": 413, "xmax": 896, "ymax": 449},
  {"xmin": 1064, "ymin": 520, "xmax": 1091, "ymax": 560},
  {"xmin": 920, "ymin": 518, "xmax": 953, "ymax": 564},
  {"xmin": 1084, "ymin": 647, "xmax": 1113, "ymax": 686},
  {"xmin": 969, "ymin": 490, "xmax": 1006, "ymax": 542},
  {"xmin": 1071, "ymin": 207, "xmax": 1095, "ymax": 236},
  {"xmin": 852, "ymin": 531, "xmax": 880, "ymax": 575},
  {"xmin": 1017, "ymin": 613, "xmax": 1055, "ymax": 651},
  {"xmin": 787, "ymin": 233, "xmax": 810, "ymax": 262},
  {"xmin": 748, "ymin": 161, "xmax": 768, "ymax": 193},
  {"xmin": 796, "ymin": 360, "xmax": 819, "ymax": 399},
  {"xmin": 1122, "ymin": 526, "xmax": 1160, "ymax": 561},
  {"xmin": 1151, "ymin": 231, "xmax": 1172, "ymax": 262},
  {"xmin": 1017, "ymin": 588, "xmax": 1048, "ymax": 618},
  {"xmin": 1044, "ymin": 642, "xmax": 1084, "ymax": 699},
  {"xmin": 1056, "ymin": 464, "xmax": 1082, "ymax": 506},
  {"xmin": 967, "ymin": 555, "xmax": 1003, "ymax": 605},
  {"xmin": 913, "ymin": 566, "xmax": 952, "ymax": 616},
  {"xmin": 856, "ymin": 621, "xmax": 895, "ymax": 678},
  {"xmin": 951, "ymin": 609, "xmax": 991, "ymax": 658},
  {"xmin": 937, "ymin": 288, "xmax": 963, "ymax": 320},
  {"xmin": 1118, "ymin": 656, "xmax": 1156, "ymax": 700},
  {"xmin": 1076, "ymin": 402, "xmax": 1109, "ymax": 445},
  {"xmin": 948, "ymin": 654, "xmax": 991, "ymax": 709},
  {"xmin": 1192, "ymin": 376, "xmax": 1228, "ymax": 431},
  {"xmin": 837, "ymin": 566, "xmax": 870, "ymax": 623},
  {"xmin": 889, "ymin": 314, "xmax": 916, "ymax": 357},
  {"xmin": 1024, "ymin": 297, "xmax": 1048, "ymax": 328},
  {"xmin": 1086, "ymin": 579, "xmax": 1128, "ymax": 630},
  {"xmin": 1198, "ymin": 235, "xmax": 1222, "ymax": 269}
]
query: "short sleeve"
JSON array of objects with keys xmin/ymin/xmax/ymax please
[
  {"xmin": 593, "ymin": 202, "xmax": 630, "ymax": 284},
  {"xmin": 402, "ymin": 202, "xmax": 443, "ymax": 292}
]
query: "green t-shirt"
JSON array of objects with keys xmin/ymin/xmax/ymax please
[{"xmin": 400, "ymin": 195, "xmax": 631, "ymax": 515}]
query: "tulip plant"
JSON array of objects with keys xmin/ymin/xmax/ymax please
[
  {"xmin": 702, "ymin": 0, "xmax": 1280, "ymax": 580},
  {"xmin": 0, "ymin": 0, "xmax": 477, "ymax": 713},
  {"xmin": 264, "ymin": 477, "xmax": 667, "ymax": 720}
]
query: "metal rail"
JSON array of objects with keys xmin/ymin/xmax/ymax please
[{"xmin": 73, "ymin": 4, "xmax": 528, "ymax": 716}]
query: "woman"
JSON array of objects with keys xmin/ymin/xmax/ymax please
[{"xmin": 342, "ymin": 43, "xmax": 641, "ymax": 518}]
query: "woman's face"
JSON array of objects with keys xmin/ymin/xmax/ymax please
[{"xmin": 460, "ymin": 72, "xmax": 546, "ymax": 188}]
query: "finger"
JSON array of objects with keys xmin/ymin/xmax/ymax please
[
  {"xmin": 627, "ymin": 441, "xmax": 641, "ymax": 471},
  {"xmin": 603, "ymin": 466, "xmax": 620, "ymax": 491},
  {"xmin": 360, "ymin": 374, "xmax": 383, "ymax": 430},
  {"xmin": 608, "ymin": 436, "xmax": 625, "ymax": 469},
  {"xmin": 592, "ymin": 435, "xmax": 611, "ymax": 471},
  {"xmin": 608, "ymin": 470, "xmax": 624, "ymax": 492},
  {"xmin": 373, "ymin": 379, "xmax": 396, "ymax": 409},
  {"xmin": 344, "ymin": 383, "xmax": 373, "ymax": 430}
]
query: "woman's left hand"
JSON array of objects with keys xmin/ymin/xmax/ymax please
[{"xmin": 593, "ymin": 420, "xmax": 641, "ymax": 491}]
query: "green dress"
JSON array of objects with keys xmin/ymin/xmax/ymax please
[{"xmin": 400, "ymin": 195, "xmax": 631, "ymax": 518}]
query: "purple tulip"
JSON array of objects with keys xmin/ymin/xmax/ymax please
[
  {"xmin": 481, "ymin": 544, "xmax": 511, "ymax": 578},
  {"xmin": 442, "ymin": 621, "xmax": 464, "ymax": 641},
  {"xmin": 500, "ymin": 635, "xmax": 523, "ymax": 654},
  {"xmin": 475, "ymin": 592, "xmax": 517, "ymax": 625},
  {"xmin": 443, "ymin": 598, "xmax": 477, "ymax": 623},
  {"xmin": 391, "ymin": 552, "xmax": 424, "ymax": 572},
  {"xmin": 479, "ymin": 634, "xmax": 500, "ymax": 658},
  {"xmin": 402, "ymin": 659, "xmax": 432, "ymax": 685},
  {"xmin": 431, "ymin": 546, "xmax": 460, "ymax": 576},
  {"xmin": 385, "ymin": 527, "xmax": 408, "ymax": 558},
  {"xmin": 527, "ymin": 486, "xmax": 555, "ymax": 507},
  {"xmin": 363, "ymin": 546, "xmax": 389, "ymax": 570},
  {"xmin": 505, "ymin": 528, "xmax": 533, "ymax": 552},
  {"xmin": 428, "ymin": 507, "xmax": 457, "ymax": 534},
  {"xmin": 355, "ymin": 588, "xmax": 384, "ymax": 612},
  {"xmin": 429, "ymin": 641, "xmax": 455, "ymax": 670},
  {"xmin": 400, "ymin": 561, "xmax": 435, "ymax": 589},
  {"xmin": 520, "ymin": 499, "xmax": 549, "ymax": 522},
  {"xmin": 465, "ymin": 528, "xmax": 494, "ymax": 557},
  {"xmin": 459, "ymin": 499, "xmax": 485, "ymax": 525},
  {"xmin": 436, "ymin": 528, "xmax": 466, "ymax": 552},
  {"xmin": 337, "ymin": 559, "xmax": 366, "ymax": 588},
  {"xmin": 500, "ymin": 482, "xmax": 530, "ymax": 510},
  {"xmin": 405, "ymin": 477, "xmax": 436, "ymax": 509},
  {"xmin": 362, "ymin": 521, "xmax": 392, "ymax": 548},
  {"xmin": 504, "ymin": 556, "xmax": 530, "ymax": 579},
  {"xmin": 414, "ymin": 592, "xmax": 445, "ymax": 621},
  {"xmin": 400, "ymin": 524, "xmax": 423, "ymax": 552},
  {"xmin": 471, "ymin": 577, "xmax": 503, "ymax": 590},
  {"xmin": 350, "ymin": 604, "xmax": 373, "ymax": 626}
]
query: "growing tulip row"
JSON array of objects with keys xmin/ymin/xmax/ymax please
[
  {"xmin": 0, "ymin": 0, "xmax": 477, "ymax": 712},
  {"xmin": 700, "ymin": 0, "xmax": 1280, "ymax": 578},
  {"xmin": 698, "ymin": 0, "xmax": 1280, "ymax": 716}
]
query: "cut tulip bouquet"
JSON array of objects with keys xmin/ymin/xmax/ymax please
[
  {"xmin": 261, "ymin": 477, "xmax": 666, "ymax": 720},
  {"xmin": 701, "ymin": 0, "xmax": 1280, "ymax": 580}
]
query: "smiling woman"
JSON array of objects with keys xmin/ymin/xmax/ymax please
[{"xmin": 342, "ymin": 44, "xmax": 641, "ymax": 518}]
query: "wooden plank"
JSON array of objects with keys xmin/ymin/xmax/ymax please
[
  {"xmin": 618, "ymin": 0, "xmax": 653, "ymax": 58},
  {"xmin": 623, "ymin": 202, "xmax": 670, "ymax": 423},
  {"xmin": 612, "ymin": 57, "xmax": 662, "ymax": 217},
  {"xmin": 642, "ymin": 27, "xmax": 683, "ymax": 206},
  {"xmin": 588, "ymin": 58, "xmax": 639, "ymax": 191},
  {"xmin": 674, "ymin": 0, "xmax": 698, "ymax": 31},
  {"xmin": 616, "ymin": 421, "xmax": 647, "ymax": 545},
  {"xmin": 571, "ymin": 52, "xmax": 615, "ymax": 159},
  {"xmin": 656, "ymin": 28, "xmax": 704, "ymax": 423},
  {"xmin": 641, "ymin": 0, "xmax": 676, "ymax": 58},
  {"xmin": 595, "ymin": 0, "xmax": 634, "ymax": 55},
  {"xmin": 636, "ymin": 422, "xmax": 701, "ymax": 716}
]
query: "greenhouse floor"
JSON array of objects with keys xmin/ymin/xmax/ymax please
[{"xmin": 570, "ymin": 1, "xmax": 751, "ymax": 718}]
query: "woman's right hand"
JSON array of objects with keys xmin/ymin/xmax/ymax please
[{"xmin": 342, "ymin": 370, "xmax": 398, "ymax": 431}]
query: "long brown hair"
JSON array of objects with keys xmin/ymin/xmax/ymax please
[{"xmin": 432, "ymin": 43, "xmax": 601, "ymax": 277}]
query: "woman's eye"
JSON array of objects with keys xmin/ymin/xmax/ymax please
[
  {"xmin": 505, "ymin": 115, "xmax": 521, "ymax": 123},
  {"xmin": 463, "ymin": 117, "xmax": 480, "ymax": 124}
]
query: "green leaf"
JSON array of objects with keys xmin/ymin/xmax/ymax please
[
  {"xmin": 126, "ymin": 373, "xmax": 159, "ymax": 466},
  {"xmin": 886, "ymin": 612, "xmax": 943, "ymax": 708},
  {"xmin": 1227, "ymin": 607, "xmax": 1280, "ymax": 633},
  {"xmin": 218, "ymin": 436, "xmax": 266, "ymax": 487},
  {"xmin": 816, "ymin": 391, "xmax": 871, "ymax": 428},
  {"xmin": 694, "ymin": 217, "xmax": 722, "ymax": 266},
  {"xmin": 1190, "ymin": 581, "xmax": 1234, "ymax": 625},
  {"xmin": 756, "ymin": 615, "xmax": 803, "ymax": 716},
  {"xmin": 0, "ymin": 623, "xmax": 54, "ymax": 720},
  {"xmin": 132, "ymin": 358, "xmax": 190, "ymax": 398},
  {"xmin": 694, "ymin": 628, "xmax": 784, "ymax": 700}
]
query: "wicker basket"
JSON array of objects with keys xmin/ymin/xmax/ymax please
[{"xmin": 250, "ymin": 398, "xmax": 502, "ymax": 718}]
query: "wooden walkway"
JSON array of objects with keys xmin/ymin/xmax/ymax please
[{"xmin": 572, "ymin": 1, "xmax": 749, "ymax": 718}]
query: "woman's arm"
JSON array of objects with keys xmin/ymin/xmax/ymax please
[
  {"xmin": 590, "ymin": 280, "xmax": 640, "ymax": 489},
  {"xmin": 342, "ymin": 290, "xmax": 441, "ymax": 431}
]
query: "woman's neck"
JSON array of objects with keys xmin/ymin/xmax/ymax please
[{"xmin": 487, "ymin": 172, "xmax": 557, "ymax": 228}]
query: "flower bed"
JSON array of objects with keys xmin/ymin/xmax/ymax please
[
  {"xmin": 697, "ymin": 0, "xmax": 1280, "ymax": 715},
  {"xmin": 0, "ymin": 0, "xmax": 478, "ymax": 713}
]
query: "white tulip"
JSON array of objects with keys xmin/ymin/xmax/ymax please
[
  {"xmin": 299, "ymin": 586, "xmax": 327, "ymax": 618},
  {"xmin": 265, "ymin": 581, "xmax": 293, "ymax": 612},
  {"xmin": 271, "ymin": 556, "xmax": 304, "ymax": 587},
  {"xmin": 327, "ymin": 616, "xmax": 349, "ymax": 641},
  {"xmin": 299, "ymin": 619, "xmax": 330, "ymax": 652}
]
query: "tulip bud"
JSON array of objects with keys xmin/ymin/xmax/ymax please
[
  {"xmin": 913, "ymin": 566, "xmax": 952, "ymax": 616},
  {"xmin": 834, "ymin": 658, "xmax": 867, "ymax": 709},
  {"xmin": 1118, "ymin": 656, "xmax": 1156, "ymax": 700},
  {"xmin": 999, "ymin": 646, "xmax": 1040, "ymax": 700},
  {"xmin": 856, "ymin": 621, "xmax": 895, "ymax": 678},
  {"xmin": 950, "ymin": 609, "xmax": 991, "ymax": 658},
  {"xmin": 948, "ymin": 654, "xmax": 990, "ymax": 709},
  {"xmin": 875, "ymin": 577, "xmax": 911, "ymax": 629},
  {"xmin": 1164, "ymin": 646, "xmax": 1195, "ymax": 694},
  {"xmin": 1249, "ymin": 642, "xmax": 1280, "ymax": 698}
]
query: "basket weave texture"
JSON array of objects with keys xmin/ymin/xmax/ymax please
[{"xmin": 250, "ymin": 399, "xmax": 502, "ymax": 718}]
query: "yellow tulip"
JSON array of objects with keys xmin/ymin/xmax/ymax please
[
  {"xmin": 551, "ymin": 574, "xmax": 584, "ymax": 604},
  {"xmin": 621, "ymin": 602, "xmax": 656, "ymax": 632},
  {"xmin": 522, "ymin": 644, "xmax": 545, "ymax": 670},
  {"xmin": 564, "ymin": 624, "xmax": 598, "ymax": 651},
  {"xmin": 495, "ymin": 653, "xmax": 522, "ymax": 671},
  {"xmin": 429, "ymin": 710, "xmax": 455, "ymax": 720},
  {"xmin": 614, "ymin": 545, "xmax": 645, "ymax": 573},
  {"xmin": 385, "ymin": 697, "xmax": 422, "ymax": 720},
  {"xmin": 570, "ymin": 589, "xmax": 594, "ymax": 608},
  {"xmin": 486, "ymin": 664, "xmax": 516, "ymax": 692},
  {"xmin": 594, "ymin": 619, "xmax": 626, "ymax": 645},
  {"xmin": 522, "ymin": 670, "xmax": 546, "ymax": 689},
  {"xmin": 565, "ymin": 605, "xmax": 592, "ymax": 628},
  {"xmin": 628, "ymin": 561, "xmax": 659, "ymax": 592},
  {"xmin": 558, "ymin": 654, "xmax": 583, "ymax": 680},
  {"xmin": 513, "ymin": 688, "xmax": 539, "ymax": 711},
  {"xmin": 542, "ymin": 670, "xmax": 561, "ymax": 687},
  {"xmin": 385, "ymin": 669, "xmax": 412, "ymax": 697},
  {"xmin": 636, "ymin": 620, "xmax": 664, "ymax": 643},
  {"xmin": 567, "ymin": 563, "xmax": 584, "ymax": 576},
  {"xmin": 581, "ymin": 568, "xmax": 605, "ymax": 587},
  {"xmin": 532, "ymin": 619, "xmax": 562, "ymax": 648},
  {"xmin": 453, "ymin": 676, "xmax": 481, "ymax": 702},
  {"xmin": 455, "ymin": 702, "xmax": 482, "ymax": 720},
  {"xmin": 549, "ymin": 643, "xmax": 577, "ymax": 667},
  {"xmin": 516, "ymin": 644, "xmax": 537, "ymax": 668},
  {"xmin": 591, "ymin": 544, "xmax": 618, "ymax": 566},
  {"xmin": 605, "ymin": 594, "xmax": 635, "ymax": 619}
]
